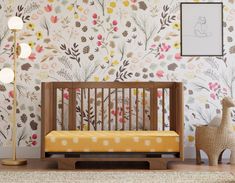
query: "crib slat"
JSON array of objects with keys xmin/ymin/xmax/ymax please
[
  {"xmin": 101, "ymin": 88, "xmax": 104, "ymax": 130},
  {"xmin": 88, "ymin": 88, "xmax": 90, "ymax": 131},
  {"xmin": 108, "ymin": 88, "xmax": 111, "ymax": 130},
  {"xmin": 162, "ymin": 88, "xmax": 165, "ymax": 131},
  {"xmin": 61, "ymin": 88, "xmax": 64, "ymax": 130},
  {"xmin": 53, "ymin": 88, "xmax": 57, "ymax": 130},
  {"xmin": 95, "ymin": 88, "xmax": 97, "ymax": 130},
  {"xmin": 170, "ymin": 86, "xmax": 176, "ymax": 130},
  {"xmin": 150, "ymin": 88, "xmax": 157, "ymax": 130},
  {"xmin": 156, "ymin": 89, "xmax": 158, "ymax": 130},
  {"xmin": 143, "ymin": 88, "xmax": 145, "ymax": 130},
  {"xmin": 115, "ymin": 89, "xmax": 118, "ymax": 130},
  {"xmin": 68, "ymin": 88, "xmax": 76, "ymax": 130},
  {"xmin": 81, "ymin": 88, "xmax": 84, "ymax": 131},
  {"xmin": 122, "ymin": 88, "xmax": 125, "ymax": 130},
  {"xmin": 136, "ymin": 88, "xmax": 138, "ymax": 131},
  {"xmin": 129, "ymin": 89, "xmax": 132, "ymax": 130}
]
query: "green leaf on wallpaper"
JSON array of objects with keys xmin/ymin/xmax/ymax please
[
  {"xmin": 55, "ymin": 6, "xmax": 61, "ymax": 13},
  {"xmin": 180, "ymin": 64, "xmax": 186, "ymax": 69},
  {"xmin": 34, "ymin": 64, "xmax": 40, "ymax": 69},
  {"xmin": 166, "ymin": 55, "xmax": 172, "ymax": 60},
  {"xmin": 108, "ymin": 68, "xmax": 116, "ymax": 75},
  {"xmin": 35, "ymin": 79, "xmax": 41, "ymax": 85},
  {"xmin": 187, "ymin": 97, "xmax": 195, "ymax": 104},
  {"xmin": 149, "ymin": 63, "xmax": 158, "ymax": 71},
  {"xmin": 28, "ymin": 106, "xmax": 34, "ymax": 112},
  {"xmin": 160, "ymin": 62, "xmax": 166, "ymax": 67},
  {"xmin": 113, "ymin": 35, "xmax": 119, "ymax": 39},
  {"xmin": 92, "ymin": 27, "xmax": 98, "ymax": 32},
  {"xmin": 106, "ymin": 16, "xmax": 110, "ymax": 23},
  {"xmin": 20, "ymin": 104, "xmax": 26, "ymax": 110}
]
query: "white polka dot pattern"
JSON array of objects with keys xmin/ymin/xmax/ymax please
[
  {"xmin": 156, "ymin": 137, "xmax": 162, "ymax": 143},
  {"xmin": 61, "ymin": 140, "xmax": 67, "ymax": 146}
]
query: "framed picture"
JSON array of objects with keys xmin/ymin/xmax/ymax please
[{"xmin": 180, "ymin": 2, "xmax": 223, "ymax": 56}]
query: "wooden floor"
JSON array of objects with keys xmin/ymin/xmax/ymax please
[{"xmin": 0, "ymin": 159, "xmax": 234, "ymax": 171}]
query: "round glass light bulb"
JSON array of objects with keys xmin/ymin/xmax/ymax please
[
  {"xmin": 0, "ymin": 68, "xmax": 14, "ymax": 84},
  {"xmin": 18, "ymin": 43, "xmax": 32, "ymax": 58},
  {"xmin": 8, "ymin": 16, "xmax": 23, "ymax": 30}
]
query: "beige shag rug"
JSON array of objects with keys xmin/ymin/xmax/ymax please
[{"xmin": 0, "ymin": 171, "xmax": 234, "ymax": 183}]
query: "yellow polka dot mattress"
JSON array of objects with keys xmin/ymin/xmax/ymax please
[{"xmin": 45, "ymin": 131, "xmax": 180, "ymax": 153}]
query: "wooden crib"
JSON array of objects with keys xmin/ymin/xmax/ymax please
[{"xmin": 41, "ymin": 82, "xmax": 184, "ymax": 169}]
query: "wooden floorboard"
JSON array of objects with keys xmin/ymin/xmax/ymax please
[{"xmin": 0, "ymin": 159, "xmax": 234, "ymax": 171}]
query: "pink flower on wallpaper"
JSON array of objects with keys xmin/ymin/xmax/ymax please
[
  {"xmin": 119, "ymin": 117, "xmax": 125, "ymax": 123},
  {"xmin": 113, "ymin": 27, "xmax": 118, "ymax": 32},
  {"xmin": 51, "ymin": 16, "xmax": 58, "ymax": 23},
  {"xmin": 28, "ymin": 53, "xmax": 36, "ymax": 61},
  {"xmin": 32, "ymin": 134, "xmax": 37, "ymax": 139},
  {"xmin": 158, "ymin": 54, "xmax": 165, "ymax": 60},
  {"xmin": 112, "ymin": 20, "xmax": 118, "ymax": 25},
  {"xmin": 92, "ymin": 20, "xmax": 97, "ymax": 25},
  {"xmin": 97, "ymin": 41, "xmax": 102, "ymax": 46},
  {"xmin": 210, "ymin": 93, "xmax": 216, "ymax": 100},
  {"xmin": 92, "ymin": 13, "xmax": 97, "ymax": 19},
  {"xmin": 208, "ymin": 82, "xmax": 220, "ymax": 91},
  {"xmin": 161, "ymin": 43, "xmax": 171, "ymax": 52},
  {"xmin": 156, "ymin": 70, "xmax": 164, "ymax": 78},
  {"xmin": 63, "ymin": 93, "xmax": 69, "ymax": 100},
  {"xmin": 36, "ymin": 45, "xmax": 43, "ymax": 53},
  {"xmin": 175, "ymin": 53, "xmax": 182, "ymax": 60},
  {"xmin": 44, "ymin": 5, "xmax": 52, "ymax": 12},
  {"xmin": 157, "ymin": 90, "xmax": 162, "ymax": 98},
  {"xmin": 32, "ymin": 141, "xmax": 37, "ymax": 146},
  {"xmin": 97, "ymin": 34, "xmax": 102, "ymax": 40},
  {"xmin": 9, "ymin": 90, "xmax": 14, "ymax": 98}
]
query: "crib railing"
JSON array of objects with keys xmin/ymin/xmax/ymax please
[{"xmin": 42, "ymin": 81, "xmax": 183, "ymax": 132}]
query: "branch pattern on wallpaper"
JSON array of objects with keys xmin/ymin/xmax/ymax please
[{"xmin": 0, "ymin": 0, "xmax": 234, "ymax": 149}]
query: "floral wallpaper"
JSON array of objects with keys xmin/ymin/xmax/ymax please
[{"xmin": 0, "ymin": 0, "xmax": 234, "ymax": 152}]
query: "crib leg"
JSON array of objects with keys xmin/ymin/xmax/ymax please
[
  {"xmin": 148, "ymin": 160, "xmax": 168, "ymax": 170},
  {"xmin": 58, "ymin": 159, "xmax": 76, "ymax": 170}
]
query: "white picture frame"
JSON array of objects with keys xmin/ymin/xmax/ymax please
[{"xmin": 180, "ymin": 2, "xmax": 223, "ymax": 56}]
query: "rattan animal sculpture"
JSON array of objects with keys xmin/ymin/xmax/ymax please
[{"xmin": 195, "ymin": 97, "xmax": 235, "ymax": 166}]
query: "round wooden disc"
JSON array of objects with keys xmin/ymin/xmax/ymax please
[{"xmin": 1, "ymin": 159, "xmax": 27, "ymax": 166}]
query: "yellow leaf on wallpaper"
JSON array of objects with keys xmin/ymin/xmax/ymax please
[
  {"xmin": 104, "ymin": 75, "xmax": 110, "ymax": 81},
  {"xmin": 74, "ymin": 14, "xmax": 79, "ymax": 19},
  {"xmin": 184, "ymin": 72, "xmax": 195, "ymax": 79},
  {"xmin": 188, "ymin": 135, "xmax": 195, "ymax": 142},
  {"xmin": 224, "ymin": 6, "xmax": 229, "ymax": 12},
  {"xmin": 67, "ymin": 5, "xmax": 74, "ymax": 11},
  {"xmin": 37, "ymin": 72, "xmax": 49, "ymax": 80},
  {"xmin": 109, "ymin": 2, "xmax": 116, "ymax": 8},
  {"xmin": 107, "ymin": 7, "xmax": 113, "ymax": 14},
  {"xmin": 9, "ymin": 113, "xmax": 14, "ymax": 123},
  {"xmin": 104, "ymin": 56, "xmax": 109, "ymax": 62},
  {"xmin": 48, "ymin": 0, "xmax": 54, "ymax": 2},
  {"xmin": 110, "ymin": 50, "xmax": 115, "ymax": 57},
  {"xmin": 112, "ymin": 60, "xmax": 119, "ymax": 66},
  {"xmin": 196, "ymin": 96, "xmax": 207, "ymax": 103},
  {"xmin": 94, "ymin": 76, "xmax": 99, "ymax": 81},
  {"xmin": 78, "ymin": 6, "xmax": 84, "ymax": 12},
  {"xmin": 233, "ymin": 126, "xmax": 235, "ymax": 131},
  {"xmin": 123, "ymin": 0, "xmax": 129, "ymax": 7}
]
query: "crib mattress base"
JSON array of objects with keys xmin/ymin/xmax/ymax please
[{"xmin": 45, "ymin": 131, "xmax": 180, "ymax": 153}]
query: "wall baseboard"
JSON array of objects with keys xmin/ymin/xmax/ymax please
[{"xmin": 0, "ymin": 147, "xmax": 231, "ymax": 159}]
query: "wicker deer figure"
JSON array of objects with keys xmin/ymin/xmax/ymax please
[{"xmin": 195, "ymin": 97, "xmax": 235, "ymax": 166}]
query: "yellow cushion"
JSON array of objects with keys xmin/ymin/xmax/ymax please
[{"xmin": 45, "ymin": 131, "xmax": 179, "ymax": 153}]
